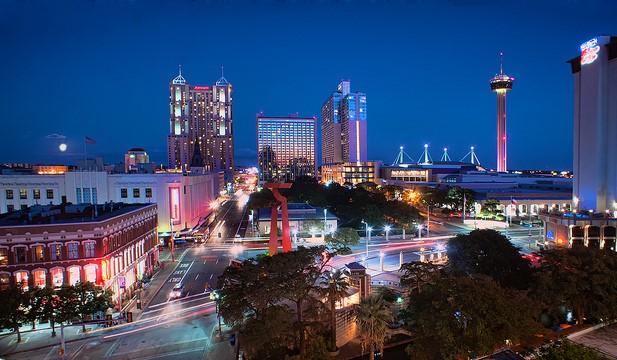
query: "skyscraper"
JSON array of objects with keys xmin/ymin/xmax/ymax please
[
  {"xmin": 490, "ymin": 53, "xmax": 514, "ymax": 173},
  {"xmin": 167, "ymin": 67, "xmax": 234, "ymax": 179},
  {"xmin": 321, "ymin": 80, "xmax": 367, "ymax": 165},
  {"xmin": 256, "ymin": 114, "xmax": 316, "ymax": 182},
  {"xmin": 570, "ymin": 36, "xmax": 617, "ymax": 212}
]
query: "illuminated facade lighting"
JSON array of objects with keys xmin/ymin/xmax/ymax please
[{"xmin": 489, "ymin": 52, "xmax": 514, "ymax": 173}]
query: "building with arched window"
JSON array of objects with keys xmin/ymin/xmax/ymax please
[{"xmin": 0, "ymin": 202, "xmax": 158, "ymax": 306}]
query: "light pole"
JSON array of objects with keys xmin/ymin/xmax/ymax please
[
  {"xmin": 366, "ymin": 226, "xmax": 373, "ymax": 266},
  {"xmin": 427, "ymin": 205, "xmax": 430, "ymax": 237},
  {"xmin": 210, "ymin": 290, "xmax": 222, "ymax": 336},
  {"xmin": 418, "ymin": 224, "xmax": 423, "ymax": 239},
  {"xmin": 384, "ymin": 225, "xmax": 391, "ymax": 242},
  {"xmin": 323, "ymin": 208, "xmax": 328, "ymax": 237}
]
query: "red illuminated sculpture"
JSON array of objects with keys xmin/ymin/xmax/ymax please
[{"xmin": 265, "ymin": 183, "xmax": 292, "ymax": 254}]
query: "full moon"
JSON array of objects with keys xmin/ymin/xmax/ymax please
[{"xmin": 59, "ymin": 143, "xmax": 67, "ymax": 152}]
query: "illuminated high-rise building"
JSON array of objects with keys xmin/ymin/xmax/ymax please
[
  {"xmin": 167, "ymin": 67, "xmax": 234, "ymax": 179},
  {"xmin": 570, "ymin": 36, "xmax": 617, "ymax": 212},
  {"xmin": 256, "ymin": 114, "xmax": 316, "ymax": 182},
  {"xmin": 321, "ymin": 80, "xmax": 367, "ymax": 165},
  {"xmin": 490, "ymin": 53, "xmax": 514, "ymax": 173}
]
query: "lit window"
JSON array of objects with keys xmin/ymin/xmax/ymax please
[
  {"xmin": 32, "ymin": 245, "xmax": 45, "ymax": 262},
  {"xmin": 5, "ymin": 189, "xmax": 13, "ymax": 200},
  {"xmin": 15, "ymin": 271, "xmax": 29, "ymax": 290},
  {"xmin": 51, "ymin": 268, "xmax": 63, "ymax": 288},
  {"xmin": 19, "ymin": 189, "xmax": 27, "ymax": 199},
  {"xmin": 68, "ymin": 267, "xmax": 80, "ymax": 286},
  {"xmin": 84, "ymin": 265, "xmax": 97, "ymax": 284},
  {"xmin": 46, "ymin": 189, "xmax": 54, "ymax": 199},
  {"xmin": 133, "ymin": 188, "xmax": 140, "ymax": 198},
  {"xmin": 33, "ymin": 189, "xmax": 40, "ymax": 200},
  {"xmin": 145, "ymin": 188, "xmax": 152, "ymax": 198},
  {"xmin": 0, "ymin": 248, "xmax": 7, "ymax": 265},
  {"xmin": 33, "ymin": 270, "xmax": 46, "ymax": 288},
  {"xmin": 121, "ymin": 188, "xmax": 128, "ymax": 198},
  {"xmin": 0, "ymin": 273, "xmax": 9, "ymax": 290}
]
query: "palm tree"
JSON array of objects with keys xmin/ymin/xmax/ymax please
[
  {"xmin": 319, "ymin": 269, "xmax": 350, "ymax": 351},
  {"xmin": 354, "ymin": 295, "xmax": 392, "ymax": 360}
]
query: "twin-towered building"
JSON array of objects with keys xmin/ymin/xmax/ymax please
[{"xmin": 167, "ymin": 67, "xmax": 234, "ymax": 180}]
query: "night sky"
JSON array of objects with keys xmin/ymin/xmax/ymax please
[{"xmin": 2, "ymin": 1, "xmax": 616, "ymax": 170}]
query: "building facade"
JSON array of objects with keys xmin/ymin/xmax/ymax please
[
  {"xmin": 124, "ymin": 148, "xmax": 150, "ymax": 173},
  {"xmin": 570, "ymin": 36, "xmax": 617, "ymax": 212},
  {"xmin": 321, "ymin": 80, "xmax": 367, "ymax": 165},
  {"xmin": 167, "ymin": 68, "xmax": 234, "ymax": 180},
  {"xmin": 0, "ymin": 171, "xmax": 221, "ymax": 234},
  {"xmin": 256, "ymin": 115, "xmax": 316, "ymax": 182},
  {"xmin": 321, "ymin": 161, "xmax": 381, "ymax": 185},
  {"xmin": 0, "ymin": 203, "xmax": 158, "ymax": 305}
]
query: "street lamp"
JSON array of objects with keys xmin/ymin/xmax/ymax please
[
  {"xmin": 366, "ymin": 226, "xmax": 373, "ymax": 266},
  {"xmin": 323, "ymin": 208, "xmax": 328, "ymax": 237},
  {"xmin": 384, "ymin": 225, "xmax": 391, "ymax": 241},
  {"xmin": 210, "ymin": 290, "xmax": 222, "ymax": 336}
]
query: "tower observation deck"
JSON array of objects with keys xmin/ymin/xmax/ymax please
[{"xmin": 490, "ymin": 52, "xmax": 514, "ymax": 172}]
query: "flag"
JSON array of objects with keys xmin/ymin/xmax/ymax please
[
  {"xmin": 511, "ymin": 198, "xmax": 518, "ymax": 205},
  {"xmin": 85, "ymin": 136, "xmax": 96, "ymax": 144}
]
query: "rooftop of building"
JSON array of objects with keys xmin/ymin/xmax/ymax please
[
  {"xmin": 0, "ymin": 202, "xmax": 153, "ymax": 227},
  {"xmin": 257, "ymin": 202, "xmax": 337, "ymax": 221}
]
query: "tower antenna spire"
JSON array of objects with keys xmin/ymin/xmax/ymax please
[
  {"xmin": 499, "ymin": 51, "xmax": 504, "ymax": 75},
  {"xmin": 221, "ymin": 64, "xmax": 224, "ymax": 78},
  {"xmin": 179, "ymin": 64, "xmax": 182, "ymax": 76}
]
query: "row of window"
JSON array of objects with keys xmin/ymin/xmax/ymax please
[
  {"xmin": 1, "ymin": 265, "xmax": 98, "ymax": 291},
  {"xmin": 120, "ymin": 188, "xmax": 153, "ymax": 199},
  {"xmin": 5, "ymin": 189, "xmax": 54, "ymax": 200},
  {"xmin": 0, "ymin": 242, "xmax": 96, "ymax": 266}
]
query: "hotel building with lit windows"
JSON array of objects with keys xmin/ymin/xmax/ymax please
[
  {"xmin": 0, "ymin": 202, "xmax": 158, "ymax": 305},
  {"xmin": 256, "ymin": 114, "xmax": 316, "ymax": 182},
  {"xmin": 167, "ymin": 68, "xmax": 234, "ymax": 180}
]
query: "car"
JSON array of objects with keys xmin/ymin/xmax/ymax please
[{"xmin": 170, "ymin": 283, "xmax": 187, "ymax": 299}]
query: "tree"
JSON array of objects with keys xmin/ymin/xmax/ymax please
[
  {"xmin": 72, "ymin": 282, "xmax": 113, "ymax": 331},
  {"xmin": 0, "ymin": 286, "xmax": 30, "ymax": 342},
  {"xmin": 480, "ymin": 199, "xmax": 502, "ymax": 219},
  {"xmin": 355, "ymin": 295, "xmax": 392, "ymax": 360},
  {"xmin": 539, "ymin": 340, "xmax": 608, "ymax": 360},
  {"xmin": 445, "ymin": 187, "xmax": 475, "ymax": 213},
  {"xmin": 32, "ymin": 287, "xmax": 62, "ymax": 337},
  {"xmin": 400, "ymin": 261, "xmax": 442, "ymax": 293},
  {"xmin": 405, "ymin": 276, "xmax": 541, "ymax": 360},
  {"xmin": 218, "ymin": 246, "xmax": 333, "ymax": 358},
  {"xmin": 319, "ymin": 269, "xmax": 350, "ymax": 351},
  {"xmin": 533, "ymin": 247, "xmax": 617, "ymax": 325},
  {"xmin": 325, "ymin": 227, "xmax": 360, "ymax": 254},
  {"xmin": 447, "ymin": 229, "xmax": 533, "ymax": 289}
]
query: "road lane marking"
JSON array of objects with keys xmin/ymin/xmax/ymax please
[
  {"xmin": 195, "ymin": 273, "xmax": 200, "ymax": 280},
  {"xmin": 178, "ymin": 260, "xmax": 195, "ymax": 285},
  {"xmin": 215, "ymin": 257, "xmax": 219, "ymax": 264},
  {"xmin": 209, "ymin": 274, "xmax": 214, "ymax": 280}
]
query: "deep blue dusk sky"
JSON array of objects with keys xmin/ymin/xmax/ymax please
[{"xmin": 2, "ymin": 1, "xmax": 616, "ymax": 170}]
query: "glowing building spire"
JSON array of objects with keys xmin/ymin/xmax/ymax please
[{"xmin": 490, "ymin": 52, "xmax": 514, "ymax": 172}]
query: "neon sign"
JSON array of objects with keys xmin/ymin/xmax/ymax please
[
  {"xmin": 580, "ymin": 38, "xmax": 600, "ymax": 65},
  {"xmin": 193, "ymin": 86, "xmax": 210, "ymax": 90}
]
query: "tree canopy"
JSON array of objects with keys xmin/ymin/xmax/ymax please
[
  {"xmin": 405, "ymin": 276, "xmax": 540, "ymax": 360},
  {"xmin": 447, "ymin": 229, "xmax": 533, "ymax": 289}
]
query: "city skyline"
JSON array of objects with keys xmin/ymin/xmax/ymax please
[{"xmin": 2, "ymin": 1, "xmax": 617, "ymax": 170}]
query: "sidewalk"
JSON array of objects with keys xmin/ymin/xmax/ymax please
[{"xmin": 0, "ymin": 248, "xmax": 183, "ymax": 357}]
